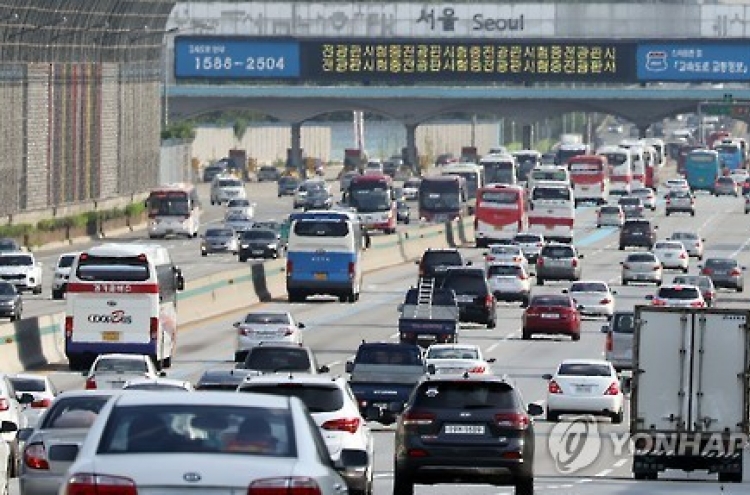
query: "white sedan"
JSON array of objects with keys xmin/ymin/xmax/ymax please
[
  {"xmin": 631, "ymin": 187, "xmax": 657, "ymax": 211},
  {"xmin": 563, "ymin": 281, "xmax": 616, "ymax": 319},
  {"xmin": 225, "ymin": 198, "xmax": 256, "ymax": 218},
  {"xmin": 652, "ymin": 240, "xmax": 689, "ymax": 272},
  {"xmin": 234, "ymin": 311, "xmax": 305, "ymax": 363},
  {"xmin": 425, "ymin": 344, "xmax": 496, "ymax": 375},
  {"xmin": 664, "ymin": 178, "xmax": 691, "ymax": 195},
  {"xmin": 544, "ymin": 359, "xmax": 624, "ymax": 423},
  {"xmin": 84, "ymin": 354, "xmax": 164, "ymax": 390},
  {"xmin": 484, "ymin": 244, "xmax": 528, "ymax": 271}
]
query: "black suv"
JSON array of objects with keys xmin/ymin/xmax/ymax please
[
  {"xmin": 416, "ymin": 248, "xmax": 467, "ymax": 283},
  {"xmin": 393, "ymin": 374, "xmax": 543, "ymax": 495},
  {"xmin": 238, "ymin": 228, "xmax": 282, "ymax": 261},
  {"xmin": 619, "ymin": 219, "xmax": 657, "ymax": 250},
  {"xmin": 439, "ymin": 267, "xmax": 497, "ymax": 328},
  {"xmin": 239, "ymin": 343, "xmax": 329, "ymax": 374}
]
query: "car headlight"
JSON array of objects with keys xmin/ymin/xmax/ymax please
[{"xmin": 267, "ymin": 243, "xmax": 276, "ymax": 249}]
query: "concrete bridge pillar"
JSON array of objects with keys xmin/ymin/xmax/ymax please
[
  {"xmin": 522, "ymin": 125, "xmax": 533, "ymax": 150},
  {"xmin": 290, "ymin": 122, "xmax": 303, "ymax": 177},
  {"xmin": 638, "ymin": 125, "xmax": 648, "ymax": 139},
  {"xmin": 405, "ymin": 123, "xmax": 419, "ymax": 175}
]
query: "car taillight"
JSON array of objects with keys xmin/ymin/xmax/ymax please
[
  {"xmin": 518, "ymin": 273, "xmax": 528, "ymax": 280},
  {"xmin": 666, "ymin": 198, "xmax": 671, "ymax": 205},
  {"xmin": 348, "ymin": 262, "xmax": 356, "ymax": 279},
  {"xmin": 599, "ymin": 298, "xmax": 611, "ymax": 304},
  {"xmin": 706, "ymin": 291, "xmax": 715, "ymax": 299},
  {"xmin": 238, "ymin": 327, "xmax": 252, "ymax": 336},
  {"xmin": 604, "ymin": 382, "xmax": 620, "ymax": 396},
  {"xmin": 537, "ymin": 257, "xmax": 544, "ymax": 266},
  {"xmin": 485, "ymin": 294, "xmax": 494, "ymax": 309},
  {"xmin": 571, "ymin": 258, "xmax": 578, "ymax": 267},
  {"xmin": 31, "ymin": 398, "xmax": 51, "ymax": 408},
  {"xmin": 548, "ymin": 380, "xmax": 562, "ymax": 394},
  {"xmin": 66, "ymin": 473, "xmax": 138, "ymax": 495},
  {"xmin": 702, "ymin": 268, "xmax": 713, "ymax": 275},
  {"xmin": 85, "ymin": 376, "xmax": 96, "ymax": 390},
  {"xmin": 485, "ymin": 256, "xmax": 495, "ymax": 262},
  {"xmin": 652, "ymin": 298, "xmax": 667, "ymax": 306},
  {"xmin": 468, "ymin": 366, "xmax": 486, "ymax": 374},
  {"xmin": 679, "ymin": 253, "xmax": 687, "ymax": 259},
  {"xmin": 513, "ymin": 256, "xmax": 522, "ymax": 262},
  {"xmin": 149, "ymin": 317, "xmax": 158, "ymax": 341},
  {"xmin": 286, "ymin": 260, "xmax": 293, "ymax": 275},
  {"xmin": 690, "ymin": 300, "xmax": 705, "ymax": 308},
  {"xmin": 24, "ymin": 443, "xmax": 49, "ymax": 470},
  {"xmin": 248, "ymin": 477, "xmax": 323, "ymax": 495},
  {"xmin": 0, "ymin": 398, "xmax": 8, "ymax": 411},
  {"xmin": 282, "ymin": 327, "xmax": 295, "ymax": 336},
  {"xmin": 622, "ymin": 263, "xmax": 630, "ymax": 269},
  {"xmin": 605, "ymin": 332, "xmax": 613, "ymax": 352},
  {"xmin": 652, "ymin": 265, "xmax": 660, "ymax": 271},
  {"xmin": 65, "ymin": 316, "xmax": 73, "ymax": 338},
  {"xmin": 321, "ymin": 418, "xmax": 360, "ymax": 434},
  {"xmin": 402, "ymin": 411, "xmax": 435, "ymax": 426},
  {"xmin": 730, "ymin": 269, "xmax": 742, "ymax": 276},
  {"xmin": 494, "ymin": 413, "xmax": 530, "ymax": 430}
]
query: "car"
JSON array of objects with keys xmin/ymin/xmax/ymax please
[
  {"xmin": 277, "ymin": 175, "xmax": 300, "ymax": 197},
  {"xmin": 256, "ymin": 165, "xmax": 281, "ymax": 182},
  {"xmin": 396, "ymin": 200, "xmax": 410, "ymax": 224},
  {"xmin": 619, "ymin": 218, "xmax": 657, "ymax": 250},
  {"xmin": 512, "ymin": 232, "xmax": 545, "ymax": 263},
  {"xmin": 83, "ymin": 353, "xmax": 164, "ymax": 390},
  {"xmin": 668, "ymin": 231, "xmax": 705, "ymax": 259},
  {"xmin": 237, "ymin": 374, "xmax": 375, "ymax": 495},
  {"xmin": 608, "ymin": 123, "xmax": 624, "ymax": 134},
  {"xmin": 416, "ymin": 248, "xmax": 466, "ymax": 282},
  {"xmin": 487, "ymin": 263, "xmax": 531, "ymax": 306},
  {"xmin": 699, "ymin": 257, "xmax": 746, "ymax": 292},
  {"xmin": 210, "ymin": 175, "xmax": 246, "ymax": 205},
  {"xmin": 293, "ymin": 179, "xmax": 328, "ymax": 209},
  {"xmin": 0, "ymin": 373, "xmax": 28, "ymax": 478},
  {"xmin": 233, "ymin": 311, "xmax": 305, "ymax": 362},
  {"xmin": 745, "ymin": 194, "xmax": 750, "ymax": 214},
  {"xmin": 484, "ymin": 243, "xmax": 528, "ymax": 271},
  {"xmin": 665, "ymin": 189, "xmax": 696, "ymax": 216},
  {"xmin": 596, "ymin": 205, "xmax": 624, "ymax": 228},
  {"xmin": 50, "ymin": 252, "xmax": 78, "ymax": 300},
  {"xmin": 364, "ymin": 160, "xmax": 384, "ymax": 176},
  {"xmin": 630, "ymin": 187, "xmax": 657, "ymax": 210},
  {"xmin": 0, "ymin": 422, "xmax": 16, "ymax": 495},
  {"xmin": 223, "ymin": 211, "xmax": 255, "ymax": 233},
  {"xmin": 439, "ymin": 267, "xmax": 497, "ymax": 328},
  {"xmin": 522, "ymin": 294, "xmax": 581, "ymax": 341},
  {"xmin": 237, "ymin": 228, "xmax": 283, "ymax": 261},
  {"xmin": 0, "ymin": 238, "xmax": 21, "ymax": 253},
  {"xmin": 543, "ymin": 359, "xmax": 625, "ymax": 423},
  {"xmin": 730, "ymin": 169, "xmax": 749, "ymax": 184},
  {"xmin": 303, "ymin": 187, "xmax": 334, "ymax": 210},
  {"xmin": 202, "ymin": 163, "xmax": 227, "ymax": 183},
  {"xmin": 424, "ymin": 343, "xmax": 496, "ymax": 375},
  {"xmin": 672, "ymin": 274, "xmax": 717, "ymax": 307},
  {"xmin": 200, "ymin": 226, "xmax": 239, "ymax": 256},
  {"xmin": 535, "ymin": 242, "xmax": 583, "ymax": 285},
  {"xmin": 225, "ymin": 198, "xmax": 256, "ymax": 217},
  {"xmin": 0, "ymin": 252, "xmax": 43, "ymax": 294},
  {"xmin": 121, "ymin": 377, "xmax": 194, "ymax": 391},
  {"xmin": 194, "ymin": 368, "xmax": 257, "ymax": 391},
  {"xmin": 9, "ymin": 374, "xmax": 56, "ymax": 428},
  {"xmin": 602, "ymin": 311, "xmax": 635, "ymax": 372},
  {"xmin": 563, "ymin": 280, "xmax": 616, "ymax": 319},
  {"xmin": 664, "ymin": 177, "xmax": 691, "ymax": 194},
  {"xmin": 393, "ymin": 374, "xmax": 543, "ymax": 495},
  {"xmin": 0, "ymin": 281, "xmax": 22, "ymax": 321},
  {"xmin": 714, "ymin": 176, "xmax": 740, "ymax": 196},
  {"xmin": 60, "ymin": 392, "xmax": 358, "ymax": 495},
  {"xmin": 617, "ymin": 195, "xmax": 644, "ymax": 213},
  {"xmin": 383, "ymin": 156, "xmax": 403, "ymax": 177},
  {"xmin": 646, "ymin": 283, "xmax": 706, "ymax": 307},
  {"xmin": 402, "ymin": 177, "xmax": 421, "ymax": 200},
  {"xmin": 651, "ymin": 240, "xmax": 689, "ymax": 272},
  {"xmin": 621, "ymin": 251, "xmax": 663, "ymax": 286},
  {"xmin": 237, "ymin": 343, "xmax": 329, "ymax": 374},
  {"xmin": 18, "ymin": 390, "xmax": 115, "ymax": 495}
]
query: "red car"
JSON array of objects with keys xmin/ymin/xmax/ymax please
[{"xmin": 522, "ymin": 294, "xmax": 581, "ymax": 341}]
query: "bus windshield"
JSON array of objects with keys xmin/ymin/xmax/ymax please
[
  {"xmin": 293, "ymin": 220, "xmax": 349, "ymax": 237},
  {"xmin": 420, "ymin": 192, "xmax": 461, "ymax": 210},
  {"xmin": 481, "ymin": 191, "xmax": 519, "ymax": 204},
  {"xmin": 600, "ymin": 153, "xmax": 627, "ymax": 166},
  {"xmin": 349, "ymin": 189, "xmax": 391, "ymax": 212},
  {"xmin": 444, "ymin": 172, "xmax": 479, "ymax": 198},
  {"xmin": 483, "ymin": 163, "xmax": 515, "ymax": 184},
  {"xmin": 532, "ymin": 187, "xmax": 571, "ymax": 201},
  {"xmin": 532, "ymin": 169, "xmax": 567, "ymax": 181},
  {"xmin": 148, "ymin": 192, "xmax": 190, "ymax": 216},
  {"xmin": 75, "ymin": 256, "xmax": 150, "ymax": 282}
]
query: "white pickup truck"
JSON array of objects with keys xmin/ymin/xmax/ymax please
[{"xmin": 0, "ymin": 252, "xmax": 42, "ymax": 294}]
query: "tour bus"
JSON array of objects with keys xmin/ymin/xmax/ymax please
[
  {"xmin": 526, "ymin": 165, "xmax": 570, "ymax": 193},
  {"xmin": 511, "ymin": 150, "xmax": 542, "ymax": 183},
  {"xmin": 685, "ymin": 149, "xmax": 721, "ymax": 192},
  {"xmin": 568, "ymin": 155, "xmax": 610, "ymax": 206},
  {"xmin": 346, "ymin": 174, "xmax": 397, "ymax": 234},
  {"xmin": 146, "ymin": 183, "xmax": 201, "ymax": 238},
  {"xmin": 64, "ymin": 243, "xmax": 185, "ymax": 371},
  {"xmin": 418, "ymin": 175, "xmax": 468, "ymax": 222},
  {"xmin": 619, "ymin": 140, "xmax": 647, "ymax": 189},
  {"xmin": 597, "ymin": 145, "xmax": 632, "ymax": 196},
  {"xmin": 474, "ymin": 184, "xmax": 527, "ymax": 248},
  {"xmin": 527, "ymin": 182, "xmax": 575, "ymax": 244},
  {"xmin": 713, "ymin": 139, "xmax": 745, "ymax": 171},
  {"xmin": 479, "ymin": 153, "xmax": 517, "ymax": 186},
  {"xmin": 441, "ymin": 162, "xmax": 484, "ymax": 213},
  {"xmin": 641, "ymin": 138, "xmax": 667, "ymax": 168},
  {"xmin": 555, "ymin": 143, "xmax": 590, "ymax": 166},
  {"xmin": 286, "ymin": 211, "xmax": 365, "ymax": 304}
]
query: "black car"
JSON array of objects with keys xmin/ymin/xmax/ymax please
[
  {"xmin": 393, "ymin": 374, "xmax": 543, "ymax": 495},
  {"xmin": 238, "ymin": 229, "xmax": 283, "ymax": 261},
  {"xmin": 0, "ymin": 281, "xmax": 21, "ymax": 321},
  {"xmin": 202, "ymin": 163, "xmax": 227, "ymax": 183},
  {"xmin": 303, "ymin": 188, "xmax": 333, "ymax": 210},
  {"xmin": 416, "ymin": 248, "xmax": 466, "ymax": 282},
  {"xmin": 277, "ymin": 176, "xmax": 300, "ymax": 197},
  {"xmin": 619, "ymin": 219, "xmax": 657, "ymax": 250},
  {"xmin": 396, "ymin": 200, "xmax": 411, "ymax": 224},
  {"xmin": 439, "ymin": 267, "xmax": 497, "ymax": 328}
]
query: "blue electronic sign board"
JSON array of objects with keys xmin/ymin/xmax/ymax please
[
  {"xmin": 174, "ymin": 37, "xmax": 300, "ymax": 79},
  {"xmin": 637, "ymin": 43, "xmax": 750, "ymax": 82}
]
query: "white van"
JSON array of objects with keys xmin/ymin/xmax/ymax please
[
  {"xmin": 210, "ymin": 175, "xmax": 247, "ymax": 205},
  {"xmin": 364, "ymin": 160, "xmax": 384, "ymax": 176},
  {"xmin": 51, "ymin": 251, "xmax": 80, "ymax": 300}
]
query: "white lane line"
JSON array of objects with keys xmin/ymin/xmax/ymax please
[
  {"xmin": 560, "ymin": 485, "xmax": 574, "ymax": 489},
  {"xmin": 614, "ymin": 458, "xmax": 628, "ymax": 468},
  {"xmin": 730, "ymin": 234, "xmax": 750, "ymax": 258},
  {"xmin": 389, "ymin": 332, "xmax": 399, "ymax": 339},
  {"xmin": 327, "ymin": 360, "xmax": 341, "ymax": 367},
  {"xmin": 595, "ymin": 468, "xmax": 613, "ymax": 477},
  {"xmin": 487, "ymin": 342, "xmax": 501, "ymax": 353},
  {"xmin": 576, "ymin": 478, "xmax": 592, "ymax": 484}
]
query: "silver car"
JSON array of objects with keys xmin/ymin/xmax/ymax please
[
  {"xmin": 596, "ymin": 205, "xmax": 624, "ymax": 228},
  {"xmin": 621, "ymin": 251, "xmax": 663, "ymax": 286},
  {"xmin": 602, "ymin": 311, "xmax": 634, "ymax": 372},
  {"xmin": 668, "ymin": 231, "xmax": 705, "ymax": 260},
  {"xmin": 700, "ymin": 257, "xmax": 746, "ymax": 292},
  {"xmin": 512, "ymin": 232, "xmax": 545, "ymax": 263},
  {"xmin": 200, "ymin": 227, "xmax": 239, "ymax": 256}
]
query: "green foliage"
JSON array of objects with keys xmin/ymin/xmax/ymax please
[
  {"xmin": 0, "ymin": 223, "xmax": 32, "ymax": 238},
  {"xmin": 233, "ymin": 119, "xmax": 247, "ymax": 142},
  {"xmin": 125, "ymin": 202, "xmax": 146, "ymax": 217},
  {"xmin": 161, "ymin": 121, "xmax": 196, "ymax": 140}
]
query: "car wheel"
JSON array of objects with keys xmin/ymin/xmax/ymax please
[
  {"xmin": 522, "ymin": 330, "xmax": 531, "ymax": 340},
  {"xmin": 611, "ymin": 409, "xmax": 624, "ymax": 424},
  {"xmin": 546, "ymin": 408, "xmax": 560, "ymax": 422},
  {"xmin": 622, "ymin": 279, "xmax": 628, "ymax": 286},
  {"xmin": 619, "ymin": 245, "xmax": 625, "ymax": 250},
  {"xmin": 51, "ymin": 289, "xmax": 63, "ymax": 300},
  {"xmin": 665, "ymin": 211, "xmax": 671, "ymax": 216},
  {"xmin": 201, "ymin": 252, "xmax": 207, "ymax": 257},
  {"xmin": 288, "ymin": 291, "xmax": 305, "ymax": 303},
  {"xmin": 737, "ymin": 285, "xmax": 744, "ymax": 293},
  {"xmin": 515, "ymin": 476, "xmax": 534, "ymax": 495},
  {"xmin": 596, "ymin": 224, "xmax": 601, "ymax": 229},
  {"xmin": 487, "ymin": 317, "xmax": 496, "ymax": 329},
  {"xmin": 392, "ymin": 469, "xmax": 414, "ymax": 495},
  {"xmin": 572, "ymin": 332, "xmax": 581, "ymax": 342},
  {"xmin": 682, "ymin": 266, "xmax": 689, "ymax": 273},
  {"xmin": 10, "ymin": 309, "xmax": 20, "ymax": 322},
  {"xmin": 234, "ymin": 351, "xmax": 247, "ymax": 363},
  {"xmin": 656, "ymin": 280, "xmax": 663, "ymax": 286},
  {"xmin": 536, "ymin": 277, "xmax": 544, "ymax": 286},
  {"xmin": 691, "ymin": 211, "xmax": 695, "ymax": 217},
  {"xmin": 8, "ymin": 440, "xmax": 19, "ymax": 478},
  {"xmin": 33, "ymin": 285, "xmax": 42, "ymax": 295}
]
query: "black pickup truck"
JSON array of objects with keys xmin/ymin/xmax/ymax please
[{"xmin": 398, "ymin": 287, "xmax": 459, "ymax": 348}]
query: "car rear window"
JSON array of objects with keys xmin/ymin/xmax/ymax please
[
  {"xmin": 245, "ymin": 349, "xmax": 311, "ymax": 372},
  {"xmin": 612, "ymin": 313, "xmax": 635, "ymax": 334},
  {"xmin": 95, "ymin": 359, "xmax": 148, "ymax": 374},
  {"xmin": 570, "ymin": 282, "xmax": 607, "ymax": 292},
  {"xmin": 558, "ymin": 363, "xmax": 612, "ymax": 376},
  {"xmin": 412, "ymin": 381, "xmax": 518, "ymax": 409},
  {"xmin": 423, "ymin": 252, "xmax": 462, "ymax": 266},
  {"xmin": 655, "ymin": 242, "xmax": 682, "ymax": 250},
  {"xmin": 530, "ymin": 295, "xmax": 570, "ymax": 307},
  {"xmin": 40, "ymin": 396, "xmax": 112, "ymax": 429},
  {"xmin": 717, "ymin": 177, "xmax": 735, "ymax": 184},
  {"xmin": 618, "ymin": 197, "xmax": 641, "ymax": 205},
  {"xmin": 671, "ymin": 232, "xmax": 696, "ymax": 240},
  {"xmin": 657, "ymin": 287, "xmax": 701, "ymax": 299},
  {"xmin": 9, "ymin": 377, "xmax": 46, "ymax": 392},
  {"xmin": 542, "ymin": 246, "xmax": 574, "ymax": 258},
  {"xmin": 442, "ymin": 273, "xmax": 488, "ymax": 295},
  {"xmin": 600, "ymin": 206, "xmax": 621, "ymax": 214},
  {"xmin": 355, "ymin": 347, "xmax": 422, "ymax": 365},
  {"xmin": 672, "ymin": 276, "xmax": 711, "ymax": 290},
  {"xmin": 243, "ymin": 313, "xmax": 291, "ymax": 325},
  {"xmin": 487, "ymin": 265, "xmax": 522, "ymax": 277},
  {"xmin": 627, "ymin": 253, "xmax": 657, "ymax": 262},
  {"xmin": 240, "ymin": 384, "xmax": 344, "ymax": 413},
  {"xmin": 624, "ymin": 222, "xmax": 651, "ymax": 232},
  {"xmin": 704, "ymin": 259, "xmax": 737, "ymax": 269},
  {"xmin": 513, "ymin": 235, "xmax": 541, "ymax": 243}
]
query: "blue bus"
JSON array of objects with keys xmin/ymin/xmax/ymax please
[
  {"xmin": 713, "ymin": 140, "xmax": 745, "ymax": 171},
  {"xmin": 286, "ymin": 211, "xmax": 365, "ymax": 303},
  {"xmin": 684, "ymin": 150, "xmax": 721, "ymax": 192}
]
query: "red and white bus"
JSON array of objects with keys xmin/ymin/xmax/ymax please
[
  {"xmin": 474, "ymin": 184, "xmax": 527, "ymax": 248},
  {"xmin": 597, "ymin": 145, "xmax": 632, "ymax": 196},
  {"xmin": 347, "ymin": 174, "xmax": 397, "ymax": 234},
  {"xmin": 527, "ymin": 182, "xmax": 575, "ymax": 244},
  {"xmin": 568, "ymin": 155, "xmax": 610, "ymax": 206},
  {"xmin": 619, "ymin": 140, "xmax": 646, "ymax": 189},
  {"xmin": 146, "ymin": 183, "xmax": 201, "ymax": 239}
]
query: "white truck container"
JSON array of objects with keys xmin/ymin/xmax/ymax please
[{"xmin": 631, "ymin": 306, "xmax": 750, "ymax": 482}]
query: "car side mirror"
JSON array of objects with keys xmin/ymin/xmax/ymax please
[
  {"xmin": 487, "ymin": 358, "xmax": 496, "ymax": 363},
  {"xmin": 697, "ymin": 265, "xmax": 703, "ymax": 269},
  {"xmin": 17, "ymin": 393, "xmax": 34, "ymax": 405},
  {"xmin": 335, "ymin": 449, "xmax": 369, "ymax": 471},
  {"xmin": 298, "ymin": 323, "xmax": 306, "ymax": 329},
  {"xmin": 482, "ymin": 252, "xmax": 488, "ymax": 256},
  {"xmin": 561, "ymin": 289, "xmax": 568, "ymax": 294},
  {"xmin": 176, "ymin": 275, "xmax": 185, "ymax": 291},
  {"xmin": 611, "ymin": 290, "xmax": 618, "ymax": 295},
  {"xmin": 397, "ymin": 303, "xmax": 404, "ymax": 312},
  {"xmin": 527, "ymin": 403, "xmax": 544, "ymax": 417},
  {"xmin": 159, "ymin": 371, "xmax": 167, "ymax": 378},
  {"xmin": 81, "ymin": 371, "xmax": 89, "ymax": 377},
  {"xmin": 233, "ymin": 322, "xmax": 240, "ymax": 328},
  {"xmin": 318, "ymin": 365, "xmax": 330, "ymax": 373},
  {"xmin": 16, "ymin": 426, "xmax": 33, "ymax": 441},
  {"xmin": 601, "ymin": 325, "xmax": 609, "ymax": 333},
  {"xmin": 0, "ymin": 421, "xmax": 17, "ymax": 434},
  {"xmin": 542, "ymin": 373, "xmax": 553, "ymax": 381},
  {"xmin": 414, "ymin": 260, "xmax": 419, "ymax": 265},
  {"xmin": 701, "ymin": 238, "xmax": 706, "ymax": 242},
  {"xmin": 466, "ymin": 261, "xmax": 473, "ymax": 266},
  {"xmin": 345, "ymin": 361, "xmax": 354, "ymax": 373},
  {"xmin": 578, "ymin": 254, "xmax": 585, "ymax": 259}
]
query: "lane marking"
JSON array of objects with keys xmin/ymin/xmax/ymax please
[
  {"xmin": 614, "ymin": 458, "xmax": 628, "ymax": 468},
  {"xmin": 487, "ymin": 342, "xmax": 501, "ymax": 352},
  {"xmin": 730, "ymin": 234, "xmax": 750, "ymax": 258},
  {"xmin": 595, "ymin": 468, "xmax": 612, "ymax": 477}
]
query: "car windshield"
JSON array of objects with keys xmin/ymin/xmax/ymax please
[
  {"xmin": 0, "ymin": 255, "xmax": 32, "ymax": 266},
  {"xmin": 241, "ymin": 230, "xmax": 276, "ymax": 241},
  {"xmin": 0, "ymin": 239, "xmax": 19, "ymax": 251},
  {"xmin": 657, "ymin": 287, "xmax": 701, "ymax": 299},
  {"xmin": 58, "ymin": 255, "xmax": 77, "ymax": 268},
  {"xmin": 513, "ymin": 235, "xmax": 541, "ymax": 243},
  {"xmin": 0, "ymin": 283, "xmax": 16, "ymax": 296},
  {"xmin": 412, "ymin": 381, "xmax": 517, "ymax": 409},
  {"xmin": 95, "ymin": 359, "xmax": 148, "ymax": 374},
  {"xmin": 239, "ymin": 384, "xmax": 344, "ymax": 413},
  {"xmin": 570, "ymin": 282, "xmax": 607, "ymax": 292},
  {"xmin": 558, "ymin": 363, "xmax": 612, "ymax": 376},
  {"xmin": 243, "ymin": 313, "xmax": 291, "ymax": 325}
]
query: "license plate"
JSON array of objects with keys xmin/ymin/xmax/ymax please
[
  {"xmin": 445, "ymin": 424, "xmax": 485, "ymax": 435},
  {"xmin": 541, "ymin": 313, "xmax": 559, "ymax": 319},
  {"xmin": 314, "ymin": 273, "xmax": 327, "ymax": 281},
  {"xmin": 252, "ymin": 250, "xmax": 264, "ymax": 255},
  {"xmin": 101, "ymin": 331, "xmax": 120, "ymax": 342},
  {"xmin": 456, "ymin": 295, "xmax": 474, "ymax": 303},
  {"xmin": 418, "ymin": 334, "xmax": 437, "ymax": 340},
  {"xmin": 575, "ymin": 385, "xmax": 593, "ymax": 393}
]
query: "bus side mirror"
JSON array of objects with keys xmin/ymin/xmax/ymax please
[{"xmin": 176, "ymin": 274, "xmax": 185, "ymax": 291}]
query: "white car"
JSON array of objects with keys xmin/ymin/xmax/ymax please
[
  {"xmin": 237, "ymin": 374, "xmax": 374, "ymax": 495},
  {"xmin": 512, "ymin": 232, "xmax": 546, "ymax": 262},
  {"xmin": 646, "ymin": 283, "xmax": 706, "ymax": 308},
  {"xmin": 631, "ymin": 187, "xmax": 657, "ymax": 211},
  {"xmin": 544, "ymin": 359, "xmax": 625, "ymax": 423},
  {"xmin": 225, "ymin": 198, "xmax": 256, "ymax": 217},
  {"xmin": 224, "ymin": 211, "xmax": 255, "ymax": 233},
  {"xmin": 563, "ymin": 281, "xmax": 616, "ymax": 318},
  {"xmin": 730, "ymin": 169, "xmax": 749, "ymax": 185},
  {"xmin": 486, "ymin": 263, "xmax": 531, "ymax": 306},
  {"xmin": 596, "ymin": 205, "xmax": 624, "ymax": 228},
  {"xmin": 664, "ymin": 178, "xmax": 690, "ymax": 195},
  {"xmin": 84, "ymin": 354, "xmax": 163, "ymax": 390},
  {"xmin": 9, "ymin": 374, "xmax": 57, "ymax": 428},
  {"xmin": 652, "ymin": 240, "xmax": 689, "ymax": 272},
  {"xmin": 0, "ymin": 252, "xmax": 43, "ymax": 294},
  {"xmin": 484, "ymin": 243, "xmax": 528, "ymax": 271},
  {"xmin": 234, "ymin": 311, "xmax": 305, "ymax": 362},
  {"xmin": 668, "ymin": 231, "xmax": 705, "ymax": 260},
  {"xmin": 51, "ymin": 252, "xmax": 79, "ymax": 300},
  {"xmin": 122, "ymin": 377, "xmax": 194, "ymax": 391},
  {"xmin": 210, "ymin": 175, "xmax": 247, "ymax": 205},
  {"xmin": 0, "ymin": 374, "xmax": 25, "ymax": 478},
  {"xmin": 424, "ymin": 343, "xmax": 496, "ymax": 375},
  {"xmin": 60, "ymin": 392, "xmax": 353, "ymax": 495}
]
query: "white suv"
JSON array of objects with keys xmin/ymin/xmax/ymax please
[
  {"xmin": 646, "ymin": 283, "xmax": 705, "ymax": 308},
  {"xmin": 51, "ymin": 252, "xmax": 79, "ymax": 300},
  {"xmin": 0, "ymin": 252, "xmax": 42, "ymax": 294},
  {"xmin": 237, "ymin": 374, "xmax": 374, "ymax": 495},
  {"xmin": 0, "ymin": 373, "xmax": 27, "ymax": 477}
]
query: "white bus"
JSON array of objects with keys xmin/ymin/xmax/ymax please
[
  {"xmin": 619, "ymin": 140, "xmax": 647, "ymax": 189},
  {"xmin": 597, "ymin": 145, "xmax": 632, "ymax": 196},
  {"xmin": 441, "ymin": 162, "xmax": 485, "ymax": 213},
  {"xmin": 146, "ymin": 184, "xmax": 201, "ymax": 238},
  {"xmin": 527, "ymin": 182, "xmax": 576, "ymax": 244},
  {"xmin": 64, "ymin": 243, "xmax": 185, "ymax": 371}
]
